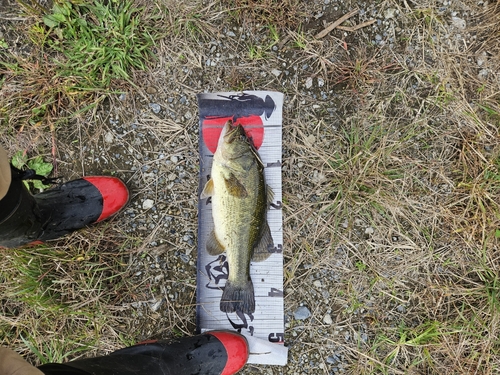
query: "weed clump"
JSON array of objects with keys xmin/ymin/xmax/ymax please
[
  {"xmin": 42, "ymin": 0, "xmax": 156, "ymax": 89},
  {"xmin": 0, "ymin": 0, "xmax": 158, "ymax": 130}
]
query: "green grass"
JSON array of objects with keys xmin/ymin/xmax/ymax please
[
  {"xmin": 1, "ymin": 0, "xmax": 500, "ymax": 373},
  {"xmin": 0, "ymin": 238, "xmax": 134, "ymax": 365},
  {"xmin": 41, "ymin": 0, "xmax": 156, "ymax": 89},
  {"xmin": 0, "ymin": 0, "xmax": 158, "ymax": 131}
]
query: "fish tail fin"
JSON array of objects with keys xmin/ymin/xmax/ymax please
[{"xmin": 220, "ymin": 279, "xmax": 255, "ymax": 314}]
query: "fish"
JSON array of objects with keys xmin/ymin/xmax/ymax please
[{"xmin": 201, "ymin": 120, "xmax": 273, "ymax": 314}]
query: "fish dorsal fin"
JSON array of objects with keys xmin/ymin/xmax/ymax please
[
  {"xmin": 252, "ymin": 222, "xmax": 273, "ymax": 262},
  {"xmin": 201, "ymin": 179, "xmax": 214, "ymax": 199},
  {"xmin": 206, "ymin": 230, "xmax": 225, "ymax": 255},
  {"xmin": 224, "ymin": 173, "xmax": 248, "ymax": 198}
]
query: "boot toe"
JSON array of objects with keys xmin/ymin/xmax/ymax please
[
  {"xmin": 207, "ymin": 331, "xmax": 249, "ymax": 375},
  {"xmin": 83, "ymin": 176, "xmax": 129, "ymax": 222}
]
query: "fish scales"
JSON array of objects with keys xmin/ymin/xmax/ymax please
[{"xmin": 201, "ymin": 121, "xmax": 273, "ymax": 314}]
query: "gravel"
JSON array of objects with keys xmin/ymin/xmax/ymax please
[
  {"xmin": 32, "ymin": 0, "xmax": 494, "ymax": 373},
  {"xmin": 294, "ymin": 306, "xmax": 312, "ymax": 320}
]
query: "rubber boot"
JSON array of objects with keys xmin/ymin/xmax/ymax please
[
  {"xmin": 0, "ymin": 166, "xmax": 129, "ymax": 248},
  {"xmin": 37, "ymin": 331, "xmax": 249, "ymax": 375}
]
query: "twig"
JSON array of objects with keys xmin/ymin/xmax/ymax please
[
  {"xmin": 315, "ymin": 8, "xmax": 359, "ymax": 39},
  {"xmin": 335, "ymin": 19, "xmax": 377, "ymax": 32}
]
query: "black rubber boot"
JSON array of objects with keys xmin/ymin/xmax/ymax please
[
  {"xmin": 0, "ymin": 166, "xmax": 129, "ymax": 248},
  {"xmin": 37, "ymin": 331, "xmax": 249, "ymax": 375}
]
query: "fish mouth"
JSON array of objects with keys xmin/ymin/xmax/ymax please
[{"xmin": 223, "ymin": 121, "xmax": 246, "ymax": 144}]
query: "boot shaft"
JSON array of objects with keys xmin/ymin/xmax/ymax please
[
  {"xmin": 37, "ymin": 332, "xmax": 248, "ymax": 375},
  {"xmin": 0, "ymin": 167, "xmax": 43, "ymax": 248}
]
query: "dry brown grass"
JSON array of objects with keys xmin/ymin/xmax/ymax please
[{"xmin": 1, "ymin": 0, "xmax": 500, "ymax": 373}]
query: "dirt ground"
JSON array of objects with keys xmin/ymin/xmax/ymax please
[{"xmin": 1, "ymin": 0, "xmax": 500, "ymax": 374}]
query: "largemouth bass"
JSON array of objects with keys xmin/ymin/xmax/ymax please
[{"xmin": 201, "ymin": 121, "xmax": 273, "ymax": 314}]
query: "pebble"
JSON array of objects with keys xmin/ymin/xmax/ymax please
[
  {"xmin": 271, "ymin": 69, "xmax": 282, "ymax": 77},
  {"xmin": 451, "ymin": 16, "xmax": 466, "ymax": 29},
  {"xmin": 142, "ymin": 199, "xmax": 154, "ymax": 210},
  {"xmin": 305, "ymin": 134, "xmax": 315, "ymax": 146},
  {"xmin": 149, "ymin": 298, "xmax": 163, "ymax": 312},
  {"xmin": 294, "ymin": 306, "xmax": 311, "ymax": 320},
  {"xmin": 305, "ymin": 77, "xmax": 313, "ymax": 89},
  {"xmin": 313, "ymin": 280, "xmax": 322, "ymax": 288},
  {"xmin": 364, "ymin": 227, "xmax": 374, "ymax": 235},
  {"xmin": 323, "ymin": 313, "xmax": 333, "ymax": 325},
  {"xmin": 478, "ymin": 69, "xmax": 489, "ymax": 80},
  {"xmin": 149, "ymin": 103, "xmax": 161, "ymax": 114},
  {"xmin": 384, "ymin": 8, "xmax": 396, "ymax": 19},
  {"xmin": 104, "ymin": 132, "xmax": 114, "ymax": 143},
  {"xmin": 327, "ymin": 355, "xmax": 339, "ymax": 364}
]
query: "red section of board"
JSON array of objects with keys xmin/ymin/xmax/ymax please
[{"xmin": 202, "ymin": 115, "xmax": 264, "ymax": 154}]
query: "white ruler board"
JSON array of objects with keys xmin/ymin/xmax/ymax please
[{"xmin": 196, "ymin": 91, "xmax": 286, "ymax": 365}]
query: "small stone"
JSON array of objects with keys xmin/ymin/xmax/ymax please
[
  {"xmin": 305, "ymin": 134, "xmax": 315, "ymax": 146},
  {"xmin": 170, "ymin": 155, "xmax": 179, "ymax": 163},
  {"xmin": 478, "ymin": 69, "xmax": 489, "ymax": 80},
  {"xmin": 305, "ymin": 77, "xmax": 313, "ymax": 89},
  {"xmin": 294, "ymin": 306, "xmax": 311, "ymax": 320},
  {"xmin": 396, "ymin": 304, "xmax": 406, "ymax": 313},
  {"xmin": 323, "ymin": 313, "xmax": 333, "ymax": 325},
  {"xmin": 327, "ymin": 355, "xmax": 338, "ymax": 364},
  {"xmin": 476, "ymin": 51, "xmax": 487, "ymax": 67},
  {"xmin": 149, "ymin": 103, "xmax": 161, "ymax": 114},
  {"xmin": 271, "ymin": 69, "xmax": 282, "ymax": 77},
  {"xmin": 104, "ymin": 132, "xmax": 114, "ymax": 144},
  {"xmin": 226, "ymin": 31, "xmax": 236, "ymax": 37},
  {"xmin": 149, "ymin": 298, "xmax": 163, "ymax": 312},
  {"xmin": 313, "ymin": 280, "xmax": 322, "ymax": 288},
  {"xmin": 364, "ymin": 227, "xmax": 374, "ymax": 235},
  {"xmin": 384, "ymin": 8, "xmax": 396, "ymax": 19},
  {"xmin": 317, "ymin": 77, "xmax": 325, "ymax": 87},
  {"xmin": 142, "ymin": 199, "xmax": 154, "ymax": 210},
  {"xmin": 146, "ymin": 86, "xmax": 157, "ymax": 94},
  {"xmin": 451, "ymin": 16, "xmax": 466, "ymax": 29}
]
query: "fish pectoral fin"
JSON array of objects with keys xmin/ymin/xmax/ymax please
[
  {"xmin": 206, "ymin": 230, "xmax": 225, "ymax": 255},
  {"xmin": 224, "ymin": 173, "xmax": 248, "ymax": 198},
  {"xmin": 200, "ymin": 179, "xmax": 214, "ymax": 199},
  {"xmin": 266, "ymin": 184, "xmax": 275, "ymax": 204},
  {"xmin": 252, "ymin": 222, "xmax": 274, "ymax": 262}
]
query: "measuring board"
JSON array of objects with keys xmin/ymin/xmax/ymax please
[{"xmin": 196, "ymin": 91, "xmax": 286, "ymax": 365}]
